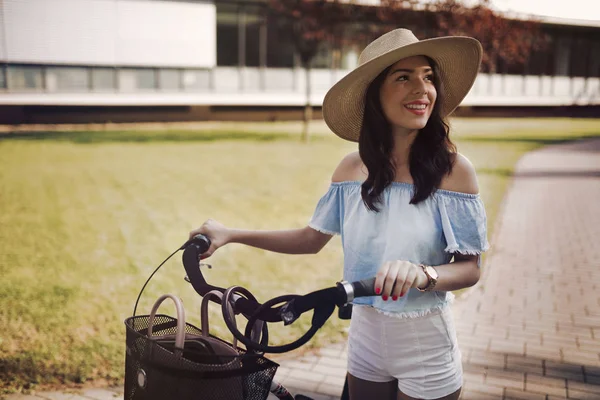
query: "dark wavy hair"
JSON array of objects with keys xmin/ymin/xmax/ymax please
[{"xmin": 359, "ymin": 56, "xmax": 456, "ymax": 211}]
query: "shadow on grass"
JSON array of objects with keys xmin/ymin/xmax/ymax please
[
  {"xmin": 460, "ymin": 132, "xmax": 600, "ymax": 146},
  {"xmin": 0, "ymin": 130, "xmax": 324, "ymax": 144}
]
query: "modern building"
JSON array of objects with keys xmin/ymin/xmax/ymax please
[{"xmin": 0, "ymin": 0, "xmax": 598, "ymax": 124}]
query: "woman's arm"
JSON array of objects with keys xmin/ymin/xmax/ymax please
[
  {"xmin": 189, "ymin": 219, "xmax": 333, "ymax": 259},
  {"xmin": 375, "ymin": 255, "xmax": 480, "ymax": 300},
  {"xmin": 228, "ymin": 225, "xmax": 333, "ymax": 255},
  {"xmin": 425, "ymin": 253, "xmax": 481, "ymax": 291}
]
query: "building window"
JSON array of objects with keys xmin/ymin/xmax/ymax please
[
  {"xmin": 0, "ymin": 65, "xmax": 6, "ymax": 89},
  {"xmin": 217, "ymin": 3, "xmax": 240, "ymax": 66},
  {"xmin": 7, "ymin": 65, "xmax": 44, "ymax": 90},
  {"xmin": 554, "ymin": 35, "xmax": 571, "ymax": 76},
  {"xmin": 244, "ymin": 5, "xmax": 263, "ymax": 67},
  {"xmin": 569, "ymin": 36, "xmax": 590, "ymax": 77},
  {"xmin": 311, "ymin": 41, "xmax": 333, "ymax": 69},
  {"xmin": 182, "ymin": 69, "xmax": 210, "ymax": 91},
  {"xmin": 92, "ymin": 68, "xmax": 117, "ymax": 91},
  {"xmin": 590, "ymin": 40, "xmax": 600, "ymax": 78},
  {"xmin": 528, "ymin": 47, "xmax": 553, "ymax": 76},
  {"xmin": 159, "ymin": 69, "xmax": 181, "ymax": 91},
  {"xmin": 266, "ymin": 12, "xmax": 295, "ymax": 68},
  {"xmin": 46, "ymin": 67, "xmax": 89, "ymax": 92},
  {"xmin": 136, "ymin": 69, "xmax": 157, "ymax": 90},
  {"xmin": 119, "ymin": 68, "xmax": 157, "ymax": 91}
]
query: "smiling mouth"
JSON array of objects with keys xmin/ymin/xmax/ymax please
[
  {"xmin": 405, "ymin": 104, "xmax": 427, "ymax": 110},
  {"xmin": 404, "ymin": 104, "xmax": 428, "ymax": 114}
]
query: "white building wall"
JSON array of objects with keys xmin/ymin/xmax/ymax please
[
  {"xmin": 1, "ymin": 0, "xmax": 216, "ymax": 68},
  {"xmin": 0, "ymin": 1, "xmax": 598, "ymax": 109},
  {"xmin": 0, "ymin": 1, "xmax": 6, "ymax": 61}
]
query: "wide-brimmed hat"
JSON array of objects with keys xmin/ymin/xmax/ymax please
[{"xmin": 323, "ymin": 28, "xmax": 482, "ymax": 142}]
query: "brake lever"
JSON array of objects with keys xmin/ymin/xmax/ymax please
[{"xmin": 183, "ymin": 263, "xmax": 212, "ymax": 284}]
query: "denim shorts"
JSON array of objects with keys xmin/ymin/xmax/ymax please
[{"xmin": 347, "ymin": 304, "xmax": 463, "ymax": 399}]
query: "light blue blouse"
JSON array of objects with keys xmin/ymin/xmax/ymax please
[{"xmin": 309, "ymin": 181, "xmax": 489, "ymax": 318}]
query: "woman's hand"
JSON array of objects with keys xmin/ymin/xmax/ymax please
[
  {"xmin": 374, "ymin": 260, "xmax": 429, "ymax": 300},
  {"xmin": 188, "ymin": 219, "xmax": 231, "ymax": 260}
]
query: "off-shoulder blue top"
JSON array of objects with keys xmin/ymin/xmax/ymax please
[{"xmin": 309, "ymin": 181, "xmax": 489, "ymax": 318}]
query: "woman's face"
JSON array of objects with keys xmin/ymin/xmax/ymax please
[{"xmin": 378, "ymin": 55, "xmax": 437, "ymax": 133}]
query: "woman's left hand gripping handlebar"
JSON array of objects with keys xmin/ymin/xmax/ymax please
[
  {"xmin": 374, "ymin": 260, "xmax": 429, "ymax": 301},
  {"xmin": 189, "ymin": 219, "xmax": 231, "ymax": 260}
]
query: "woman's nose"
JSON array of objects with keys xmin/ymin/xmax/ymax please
[{"xmin": 411, "ymin": 78, "xmax": 428, "ymax": 94}]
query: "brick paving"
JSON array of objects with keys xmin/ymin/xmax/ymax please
[{"xmin": 5, "ymin": 138, "xmax": 600, "ymax": 399}]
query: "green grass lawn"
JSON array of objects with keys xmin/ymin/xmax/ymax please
[{"xmin": 1, "ymin": 118, "xmax": 598, "ymax": 393}]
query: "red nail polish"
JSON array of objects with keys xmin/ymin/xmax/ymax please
[
  {"xmin": 392, "ymin": 296, "xmax": 398, "ymax": 301},
  {"xmin": 382, "ymin": 295, "xmax": 388, "ymax": 301},
  {"xmin": 375, "ymin": 287, "xmax": 381, "ymax": 295}
]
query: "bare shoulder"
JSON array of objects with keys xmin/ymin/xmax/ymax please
[
  {"xmin": 439, "ymin": 153, "xmax": 479, "ymax": 194},
  {"xmin": 331, "ymin": 151, "xmax": 364, "ymax": 182}
]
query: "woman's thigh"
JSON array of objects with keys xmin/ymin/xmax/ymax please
[
  {"xmin": 398, "ymin": 387, "xmax": 461, "ymax": 400},
  {"xmin": 347, "ymin": 372, "xmax": 461, "ymax": 400},
  {"xmin": 348, "ymin": 373, "xmax": 397, "ymax": 400}
]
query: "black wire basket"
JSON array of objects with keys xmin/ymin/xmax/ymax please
[{"xmin": 124, "ymin": 294, "xmax": 278, "ymax": 400}]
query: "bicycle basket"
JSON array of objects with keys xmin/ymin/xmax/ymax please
[{"xmin": 124, "ymin": 294, "xmax": 278, "ymax": 400}]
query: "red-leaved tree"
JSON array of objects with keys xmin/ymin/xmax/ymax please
[
  {"xmin": 379, "ymin": 0, "xmax": 546, "ymax": 73},
  {"xmin": 269, "ymin": 0, "xmax": 547, "ymax": 140},
  {"xmin": 268, "ymin": 0, "xmax": 372, "ymax": 141}
]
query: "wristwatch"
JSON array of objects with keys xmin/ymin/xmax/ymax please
[{"xmin": 417, "ymin": 264, "xmax": 438, "ymax": 292}]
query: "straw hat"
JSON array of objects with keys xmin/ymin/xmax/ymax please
[{"xmin": 322, "ymin": 28, "xmax": 482, "ymax": 142}]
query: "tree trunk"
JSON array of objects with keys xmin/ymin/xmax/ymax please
[{"xmin": 302, "ymin": 63, "xmax": 312, "ymax": 143}]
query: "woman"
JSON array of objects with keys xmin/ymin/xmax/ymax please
[{"xmin": 189, "ymin": 28, "xmax": 489, "ymax": 400}]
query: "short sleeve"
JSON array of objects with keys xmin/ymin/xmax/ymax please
[
  {"xmin": 308, "ymin": 184, "xmax": 342, "ymax": 235},
  {"xmin": 438, "ymin": 194, "xmax": 490, "ymax": 255}
]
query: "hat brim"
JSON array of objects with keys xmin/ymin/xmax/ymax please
[{"xmin": 323, "ymin": 36, "xmax": 482, "ymax": 142}]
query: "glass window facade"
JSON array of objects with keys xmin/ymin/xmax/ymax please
[
  {"xmin": 46, "ymin": 67, "xmax": 89, "ymax": 92},
  {"xmin": 159, "ymin": 69, "xmax": 181, "ymax": 91},
  {"xmin": 570, "ymin": 36, "xmax": 591, "ymax": 77},
  {"xmin": 589, "ymin": 41, "xmax": 600, "ymax": 77},
  {"xmin": 0, "ymin": 65, "xmax": 6, "ymax": 89},
  {"xmin": 243, "ymin": 6, "xmax": 263, "ymax": 67},
  {"xmin": 182, "ymin": 69, "xmax": 210, "ymax": 91},
  {"xmin": 92, "ymin": 68, "xmax": 116, "ymax": 91},
  {"xmin": 7, "ymin": 65, "xmax": 44, "ymax": 90},
  {"xmin": 217, "ymin": 3, "xmax": 296, "ymax": 68},
  {"xmin": 311, "ymin": 42, "xmax": 333, "ymax": 69},
  {"xmin": 265, "ymin": 12, "xmax": 295, "ymax": 68},
  {"xmin": 136, "ymin": 69, "xmax": 157, "ymax": 90},
  {"xmin": 119, "ymin": 68, "xmax": 157, "ymax": 91},
  {"xmin": 217, "ymin": 3, "xmax": 240, "ymax": 66}
]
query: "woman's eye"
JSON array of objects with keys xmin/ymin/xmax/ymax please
[
  {"xmin": 425, "ymin": 75, "xmax": 434, "ymax": 81},
  {"xmin": 396, "ymin": 75, "xmax": 408, "ymax": 81}
]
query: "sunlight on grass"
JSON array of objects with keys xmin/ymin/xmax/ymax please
[{"xmin": 1, "ymin": 117, "xmax": 598, "ymax": 392}]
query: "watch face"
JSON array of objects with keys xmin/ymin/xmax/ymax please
[{"xmin": 427, "ymin": 266, "xmax": 439, "ymax": 280}]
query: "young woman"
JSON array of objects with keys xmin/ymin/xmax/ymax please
[{"xmin": 189, "ymin": 28, "xmax": 489, "ymax": 400}]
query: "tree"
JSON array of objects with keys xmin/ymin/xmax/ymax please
[
  {"xmin": 379, "ymin": 0, "xmax": 545, "ymax": 74},
  {"xmin": 268, "ymin": 0, "xmax": 371, "ymax": 142},
  {"xmin": 270, "ymin": 0, "xmax": 546, "ymax": 141}
]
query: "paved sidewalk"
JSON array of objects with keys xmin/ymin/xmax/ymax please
[{"xmin": 5, "ymin": 138, "xmax": 600, "ymax": 399}]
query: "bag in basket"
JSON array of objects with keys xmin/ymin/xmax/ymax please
[{"xmin": 124, "ymin": 291, "xmax": 278, "ymax": 400}]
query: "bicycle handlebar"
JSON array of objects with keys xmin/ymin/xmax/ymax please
[{"xmin": 182, "ymin": 234, "xmax": 378, "ymax": 353}]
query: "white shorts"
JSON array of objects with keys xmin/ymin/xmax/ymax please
[{"xmin": 347, "ymin": 305, "xmax": 463, "ymax": 399}]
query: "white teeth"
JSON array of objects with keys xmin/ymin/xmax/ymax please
[{"xmin": 405, "ymin": 104, "xmax": 427, "ymax": 110}]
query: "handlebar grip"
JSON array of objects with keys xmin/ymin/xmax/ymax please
[
  {"xmin": 181, "ymin": 234, "xmax": 211, "ymax": 253},
  {"xmin": 352, "ymin": 277, "xmax": 377, "ymax": 298}
]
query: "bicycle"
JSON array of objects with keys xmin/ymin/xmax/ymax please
[{"xmin": 124, "ymin": 234, "xmax": 377, "ymax": 400}]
